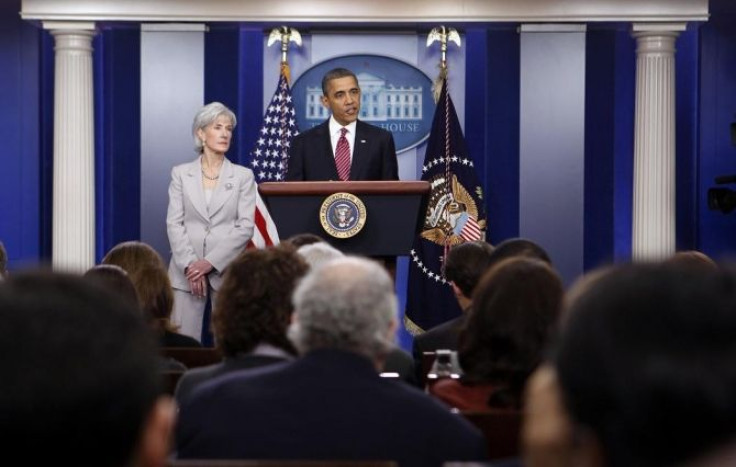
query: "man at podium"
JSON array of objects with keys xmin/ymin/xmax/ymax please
[{"xmin": 286, "ymin": 67, "xmax": 399, "ymax": 181}]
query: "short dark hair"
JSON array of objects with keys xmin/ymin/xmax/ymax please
[
  {"xmin": 489, "ymin": 238, "xmax": 551, "ymax": 266},
  {"xmin": 556, "ymin": 264, "xmax": 736, "ymax": 466},
  {"xmin": 321, "ymin": 67, "xmax": 358, "ymax": 95},
  {"xmin": 444, "ymin": 241, "xmax": 495, "ymax": 297},
  {"xmin": 284, "ymin": 232, "xmax": 325, "ymax": 249},
  {"xmin": 84, "ymin": 264, "xmax": 139, "ymax": 310},
  {"xmin": 213, "ymin": 246, "xmax": 309, "ymax": 358},
  {"xmin": 0, "ymin": 271, "xmax": 160, "ymax": 466},
  {"xmin": 459, "ymin": 257, "xmax": 563, "ymax": 408}
]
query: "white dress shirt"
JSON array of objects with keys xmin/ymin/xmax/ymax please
[{"xmin": 328, "ymin": 116, "xmax": 356, "ymax": 164}]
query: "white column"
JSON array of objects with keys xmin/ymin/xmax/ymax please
[
  {"xmin": 631, "ymin": 23, "xmax": 685, "ymax": 261},
  {"xmin": 43, "ymin": 22, "xmax": 96, "ymax": 272}
]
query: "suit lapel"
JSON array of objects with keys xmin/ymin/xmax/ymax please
[
  {"xmin": 318, "ymin": 121, "xmax": 340, "ymax": 180},
  {"xmin": 208, "ymin": 158, "xmax": 235, "ymax": 217},
  {"xmin": 350, "ymin": 121, "xmax": 370, "ymax": 180},
  {"xmin": 183, "ymin": 158, "xmax": 209, "ymax": 221}
]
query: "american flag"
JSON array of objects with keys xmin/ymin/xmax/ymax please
[
  {"xmin": 246, "ymin": 67, "xmax": 299, "ymax": 248},
  {"xmin": 249, "ymin": 70, "xmax": 299, "ymax": 182}
]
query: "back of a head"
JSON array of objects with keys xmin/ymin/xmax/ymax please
[
  {"xmin": 665, "ymin": 250, "xmax": 718, "ymax": 271},
  {"xmin": 0, "ymin": 271, "xmax": 161, "ymax": 466},
  {"xmin": 489, "ymin": 238, "xmax": 552, "ymax": 267},
  {"xmin": 556, "ymin": 264, "xmax": 736, "ymax": 466},
  {"xmin": 133, "ymin": 264, "xmax": 175, "ymax": 327},
  {"xmin": 284, "ymin": 232, "xmax": 325, "ymax": 249},
  {"xmin": 214, "ymin": 246, "xmax": 309, "ymax": 357},
  {"xmin": 444, "ymin": 240, "xmax": 496, "ymax": 297},
  {"xmin": 459, "ymin": 257, "xmax": 563, "ymax": 405},
  {"xmin": 297, "ymin": 242, "xmax": 345, "ymax": 270},
  {"xmin": 289, "ymin": 256, "xmax": 397, "ymax": 361},
  {"xmin": 102, "ymin": 242, "xmax": 173, "ymax": 326},
  {"xmin": 84, "ymin": 264, "xmax": 139, "ymax": 311},
  {"xmin": 102, "ymin": 241, "xmax": 165, "ymax": 274}
]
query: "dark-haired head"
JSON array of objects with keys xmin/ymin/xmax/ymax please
[
  {"xmin": 213, "ymin": 245, "xmax": 309, "ymax": 358},
  {"xmin": 284, "ymin": 232, "xmax": 325, "ymax": 249},
  {"xmin": 459, "ymin": 257, "xmax": 563, "ymax": 408},
  {"xmin": 444, "ymin": 240, "xmax": 496, "ymax": 299},
  {"xmin": 0, "ymin": 271, "xmax": 171, "ymax": 466},
  {"xmin": 321, "ymin": 67, "xmax": 358, "ymax": 95},
  {"xmin": 489, "ymin": 238, "xmax": 551, "ymax": 266},
  {"xmin": 556, "ymin": 263, "xmax": 736, "ymax": 466},
  {"xmin": 84, "ymin": 264, "xmax": 139, "ymax": 311}
]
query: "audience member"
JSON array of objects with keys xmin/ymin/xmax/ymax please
[
  {"xmin": 284, "ymin": 232, "xmax": 325, "ymax": 248},
  {"xmin": 83, "ymin": 264, "xmax": 141, "ymax": 309},
  {"xmin": 412, "ymin": 240, "xmax": 496, "ymax": 385},
  {"xmin": 0, "ymin": 240, "xmax": 7, "ymax": 280},
  {"xmin": 85, "ymin": 263, "xmax": 188, "ymax": 371},
  {"xmin": 176, "ymin": 257, "xmax": 487, "ymax": 466},
  {"xmin": 296, "ymin": 241, "xmax": 344, "ymax": 269},
  {"xmin": 174, "ymin": 246, "xmax": 309, "ymax": 403},
  {"xmin": 488, "ymin": 237, "xmax": 552, "ymax": 265},
  {"xmin": 526, "ymin": 263, "xmax": 736, "ymax": 466},
  {"xmin": 296, "ymin": 238, "xmax": 418, "ymax": 385},
  {"xmin": 430, "ymin": 257, "xmax": 563, "ymax": 410},
  {"xmin": 665, "ymin": 249, "xmax": 718, "ymax": 270},
  {"xmin": 0, "ymin": 271, "xmax": 175, "ymax": 466},
  {"xmin": 103, "ymin": 241, "xmax": 201, "ymax": 349}
]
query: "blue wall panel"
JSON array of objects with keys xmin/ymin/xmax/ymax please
[
  {"xmin": 237, "ymin": 27, "xmax": 265, "ymax": 166},
  {"xmin": 0, "ymin": 0, "xmax": 43, "ymax": 269},
  {"xmin": 612, "ymin": 30, "xmax": 636, "ymax": 261},
  {"xmin": 95, "ymin": 26, "xmax": 141, "ymax": 260},
  {"xmin": 584, "ymin": 27, "xmax": 617, "ymax": 270},
  {"xmin": 698, "ymin": 10, "xmax": 736, "ymax": 260},
  {"xmin": 485, "ymin": 27, "xmax": 520, "ymax": 245},
  {"xmin": 674, "ymin": 25, "xmax": 701, "ymax": 252},
  {"xmin": 204, "ymin": 24, "xmax": 243, "ymax": 163}
]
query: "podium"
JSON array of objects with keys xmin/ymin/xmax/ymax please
[{"xmin": 258, "ymin": 181, "xmax": 430, "ymax": 256}]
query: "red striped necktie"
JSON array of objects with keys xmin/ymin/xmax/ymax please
[{"xmin": 335, "ymin": 127, "xmax": 351, "ymax": 181}]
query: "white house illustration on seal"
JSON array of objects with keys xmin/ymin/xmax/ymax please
[{"xmin": 306, "ymin": 72, "xmax": 423, "ymax": 122}]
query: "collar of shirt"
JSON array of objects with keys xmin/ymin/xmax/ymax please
[{"xmin": 328, "ymin": 116, "xmax": 357, "ymax": 162}]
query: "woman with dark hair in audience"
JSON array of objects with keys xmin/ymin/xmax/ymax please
[
  {"xmin": 430, "ymin": 257, "xmax": 563, "ymax": 410},
  {"xmin": 174, "ymin": 245, "xmax": 309, "ymax": 402},
  {"xmin": 102, "ymin": 241, "xmax": 201, "ymax": 348},
  {"xmin": 84, "ymin": 263, "xmax": 188, "ymax": 370},
  {"xmin": 83, "ymin": 264, "xmax": 139, "ymax": 309}
]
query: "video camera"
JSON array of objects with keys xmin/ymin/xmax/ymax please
[{"xmin": 708, "ymin": 175, "xmax": 736, "ymax": 214}]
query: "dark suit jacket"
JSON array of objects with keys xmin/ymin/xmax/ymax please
[
  {"xmin": 174, "ymin": 354, "xmax": 288, "ymax": 404},
  {"xmin": 286, "ymin": 120, "xmax": 399, "ymax": 181},
  {"xmin": 412, "ymin": 315, "xmax": 467, "ymax": 386},
  {"xmin": 176, "ymin": 349, "xmax": 488, "ymax": 467}
]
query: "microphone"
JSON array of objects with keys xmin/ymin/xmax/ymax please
[{"xmin": 714, "ymin": 174, "xmax": 736, "ymax": 184}]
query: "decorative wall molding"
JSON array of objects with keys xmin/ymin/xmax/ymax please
[{"xmin": 21, "ymin": 0, "xmax": 708, "ymax": 23}]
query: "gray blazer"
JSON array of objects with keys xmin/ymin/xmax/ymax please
[{"xmin": 166, "ymin": 157, "xmax": 256, "ymax": 292}]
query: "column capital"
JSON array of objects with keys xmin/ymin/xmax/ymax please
[
  {"xmin": 632, "ymin": 22, "xmax": 687, "ymax": 36},
  {"xmin": 42, "ymin": 21, "xmax": 96, "ymax": 32}
]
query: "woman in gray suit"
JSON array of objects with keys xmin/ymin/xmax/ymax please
[{"xmin": 166, "ymin": 102, "xmax": 256, "ymax": 342}]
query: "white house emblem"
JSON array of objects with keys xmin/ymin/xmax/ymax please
[{"xmin": 320, "ymin": 193, "xmax": 367, "ymax": 239}]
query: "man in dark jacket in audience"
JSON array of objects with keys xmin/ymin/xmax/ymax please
[
  {"xmin": 412, "ymin": 238, "xmax": 551, "ymax": 386},
  {"xmin": 176, "ymin": 256, "xmax": 487, "ymax": 467}
]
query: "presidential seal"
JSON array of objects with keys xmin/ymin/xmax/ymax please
[{"xmin": 320, "ymin": 192, "xmax": 367, "ymax": 239}]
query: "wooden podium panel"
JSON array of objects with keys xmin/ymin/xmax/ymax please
[{"xmin": 259, "ymin": 181, "xmax": 429, "ymax": 256}]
